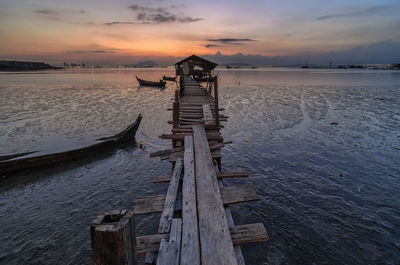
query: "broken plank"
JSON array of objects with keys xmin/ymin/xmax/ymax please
[
  {"xmin": 158, "ymin": 159, "xmax": 182, "ymax": 233},
  {"xmin": 156, "ymin": 219, "xmax": 182, "ymax": 265},
  {"xmin": 137, "ymin": 234, "xmax": 168, "ymax": 255},
  {"xmin": 220, "ymin": 184, "xmax": 260, "ymax": 204},
  {"xmin": 134, "ymin": 194, "xmax": 165, "ymax": 215},
  {"xmin": 217, "ymin": 171, "xmax": 248, "ymax": 179},
  {"xmin": 230, "ymin": 223, "xmax": 269, "ymax": 245}
]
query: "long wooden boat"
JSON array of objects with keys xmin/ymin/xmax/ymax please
[
  {"xmin": 136, "ymin": 76, "xmax": 166, "ymax": 87},
  {"xmin": 0, "ymin": 114, "xmax": 142, "ymax": 176},
  {"xmin": 162, "ymin": 75, "xmax": 176, "ymax": 81}
]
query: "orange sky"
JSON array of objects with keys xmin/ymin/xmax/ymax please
[{"xmin": 1, "ymin": 0, "xmax": 400, "ymax": 64}]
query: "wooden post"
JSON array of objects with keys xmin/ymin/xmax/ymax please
[
  {"xmin": 213, "ymin": 76, "xmax": 219, "ymax": 127},
  {"xmin": 172, "ymin": 102, "xmax": 179, "ymax": 129},
  {"xmin": 91, "ymin": 210, "xmax": 137, "ymax": 265},
  {"xmin": 174, "ymin": 90, "xmax": 179, "ymax": 103}
]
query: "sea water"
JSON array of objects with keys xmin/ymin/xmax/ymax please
[{"xmin": 0, "ymin": 68, "xmax": 399, "ymax": 264}]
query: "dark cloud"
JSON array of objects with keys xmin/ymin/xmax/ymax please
[
  {"xmin": 104, "ymin": 21, "xmax": 137, "ymax": 26},
  {"xmin": 202, "ymin": 40, "xmax": 400, "ymax": 66},
  {"xmin": 317, "ymin": 5, "xmax": 392, "ymax": 20},
  {"xmin": 205, "ymin": 44, "xmax": 220, "ymax": 48},
  {"xmin": 208, "ymin": 38, "xmax": 255, "ymax": 44},
  {"xmin": 66, "ymin": 50, "xmax": 110, "ymax": 54},
  {"xmin": 125, "ymin": 4, "xmax": 202, "ymax": 24},
  {"xmin": 35, "ymin": 9, "xmax": 58, "ymax": 15}
]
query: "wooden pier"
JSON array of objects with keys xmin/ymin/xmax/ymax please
[{"xmin": 91, "ymin": 55, "xmax": 268, "ymax": 265}]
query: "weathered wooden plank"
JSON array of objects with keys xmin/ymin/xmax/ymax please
[
  {"xmin": 134, "ymin": 194, "xmax": 165, "ymax": 215},
  {"xmin": 155, "ymin": 170, "xmax": 245, "ymax": 184},
  {"xmin": 137, "ymin": 223, "xmax": 268, "ymax": 255},
  {"xmin": 203, "ymin": 104, "xmax": 215, "ymax": 126},
  {"xmin": 137, "ymin": 234, "xmax": 168, "ymax": 255},
  {"xmin": 153, "ymin": 175, "xmax": 172, "ymax": 184},
  {"xmin": 156, "ymin": 219, "xmax": 182, "ymax": 265},
  {"xmin": 159, "ymin": 133, "xmax": 223, "ymax": 142},
  {"xmin": 158, "ymin": 159, "xmax": 182, "ymax": 233},
  {"xmin": 218, "ymin": 179, "xmax": 245, "ymax": 265},
  {"xmin": 192, "ymin": 125, "xmax": 238, "ymax": 265},
  {"xmin": 135, "ymin": 185, "xmax": 257, "ymax": 215},
  {"xmin": 220, "ymin": 184, "xmax": 260, "ymax": 204},
  {"xmin": 217, "ymin": 171, "xmax": 248, "ymax": 179},
  {"xmin": 181, "ymin": 135, "xmax": 200, "ymax": 265},
  {"xmin": 230, "ymin": 223, "xmax": 269, "ymax": 245}
]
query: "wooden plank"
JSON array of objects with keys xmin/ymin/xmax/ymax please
[
  {"xmin": 137, "ymin": 234, "xmax": 168, "ymax": 255},
  {"xmin": 192, "ymin": 125, "xmax": 238, "ymax": 265},
  {"xmin": 135, "ymin": 194, "xmax": 165, "ymax": 215},
  {"xmin": 203, "ymin": 104, "xmax": 215, "ymax": 126},
  {"xmin": 230, "ymin": 223, "xmax": 269, "ymax": 245},
  {"xmin": 218, "ymin": 179, "xmax": 245, "ymax": 265},
  {"xmin": 153, "ymin": 175, "xmax": 172, "ymax": 184},
  {"xmin": 135, "ymin": 185, "xmax": 257, "ymax": 215},
  {"xmin": 137, "ymin": 223, "xmax": 268, "ymax": 255},
  {"xmin": 181, "ymin": 135, "xmax": 200, "ymax": 265},
  {"xmin": 158, "ymin": 159, "xmax": 182, "ymax": 233},
  {"xmin": 156, "ymin": 170, "xmax": 246, "ymax": 183},
  {"xmin": 217, "ymin": 171, "xmax": 248, "ymax": 179},
  {"xmin": 160, "ymin": 133, "xmax": 223, "ymax": 142},
  {"xmin": 220, "ymin": 184, "xmax": 260, "ymax": 204},
  {"xmin": 156, "ymin": 219, "xmax": 182, "ymax": 265}
]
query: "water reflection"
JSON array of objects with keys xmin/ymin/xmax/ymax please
[{"xmin": 0, "ymin": 68, "xmax": 399, "ymax": 265}]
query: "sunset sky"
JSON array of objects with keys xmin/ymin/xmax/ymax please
[{"xmin": 1, "ymin": 0, "xmax": 400, "ymax": 64}]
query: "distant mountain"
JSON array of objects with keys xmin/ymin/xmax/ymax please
[
  {"xmin": 221, "ymin": 62, "xmax": 251, "ymax": 67},
  {"xmin": 134, "ymin": 60, "xmax": 159, "ymax": 67},
  {"xmin": 0, "ymin": 60, "xmax": 58, "ymax": 71}
]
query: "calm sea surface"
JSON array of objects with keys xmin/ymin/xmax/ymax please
[{"xmin": 0, "ymin": 68, "xmax": 399, "ymax": 264}]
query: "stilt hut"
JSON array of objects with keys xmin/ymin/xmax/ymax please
[{"xmin": 175, "ymin": 55, "xmax": 218, "ymax": 81}]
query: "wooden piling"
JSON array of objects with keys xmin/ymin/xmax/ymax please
[{"xmin": 91, "ymin": 210, "xmax": 137, "ymax": 265}]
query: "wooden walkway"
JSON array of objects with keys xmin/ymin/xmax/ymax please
[{"xmin": 135, "ymin": 76, "xmax": 269, "ymax": 264}]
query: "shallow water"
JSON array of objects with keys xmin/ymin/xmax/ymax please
[{"xmin": 0, "ymin": 68, "xmax": 399, "ymax": 264}]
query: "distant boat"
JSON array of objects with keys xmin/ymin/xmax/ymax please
[
  {"xmin": 162, "ymin": 75, "xmax": 176, "ymax": 81},
  {"xmin": 136, "ymin": 76, "xmax": 166, "ymax": 87}
]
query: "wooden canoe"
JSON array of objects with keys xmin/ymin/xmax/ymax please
[
  {"xmin": 136, "ymin": 76, "xmax": 166, "ymax": 87},
  {"xmin": 162, "ymin": 75, "xmax": 176, "ymax": 82},
  {"xmin": 0, "ymin": 114, "xmax": 142, "ymax": 176}
]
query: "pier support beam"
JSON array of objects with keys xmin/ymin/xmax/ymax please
[{"xmin": 91, "ymin": 210, "xmax": 137, "ymax": 265}]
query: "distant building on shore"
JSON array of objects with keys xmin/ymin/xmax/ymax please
[{"xmin": 0, "ymin": 60, "xmax": 58, "ymax": 71}]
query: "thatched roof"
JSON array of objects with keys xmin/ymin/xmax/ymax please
[{"xmin": 175, "ymin": 55, "xmax": 218, "ymax": 70}]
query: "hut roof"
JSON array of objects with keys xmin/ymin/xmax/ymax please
[{"xmin": 175, "ymin": 55, "xmax": 218, "ymax": 69}]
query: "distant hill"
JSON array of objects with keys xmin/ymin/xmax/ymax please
[
  {"xmin": 134, "ymin": 60, "xmax": 159, "ymax": 68},
  {"xmin": 221, "ymin": 62, "xmax": 251, "ymax": 67},
  {"xmin": 0, "ymin": 60, "xmax": 58, "ymax": 71}
]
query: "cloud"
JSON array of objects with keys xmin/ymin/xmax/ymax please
[
  {"xmin": 66, "ymin": 50, "xmax": 112, "ymax": 54},
  {"xmin": 35, "ymin": 9, "xmax": 58, "ymax": 15},
  {"xmin": 205, "ymin": 44, "xmax": 220, "ymax": 48},
  {"xmin": 201, "ymin": 40, "xmax": 400, "ymax": 66},
  {"xmin": 208, "ymin": 38, "xmax": 256, "ymax": 44},
  {"xmin": 104, "ymin": 22, "xmax": 137, "ymax": 26},
  {"xmin": 317, "ymin": 5, "xmax": 392, "ymax": 20},
  {"xmin": 126, "ymin": 4, "xmax": 202, "ymax": 24}
]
